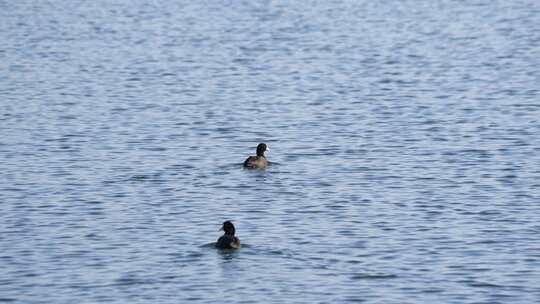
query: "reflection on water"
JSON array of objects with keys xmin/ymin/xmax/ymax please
[{"xmin": 1, "ymin": 0, "xmax": 540, "ymax": 303}]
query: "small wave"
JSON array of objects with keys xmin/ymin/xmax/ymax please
[
  {"xmin": 350, "ymin": 273, "xmax": 397, "ymax": 280},
  {"xmin": 468, "ymin": 281, "xmax": 503, "ymax": 288}
]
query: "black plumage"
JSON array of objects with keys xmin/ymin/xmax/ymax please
[{"xmin": 216, "ymin": 221, "xmax": 241, "ymax": 249}]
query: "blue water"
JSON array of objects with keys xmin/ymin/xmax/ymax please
[{"xmin": 1, "ymin": 0, "xmax": 540, "ymax": 303}]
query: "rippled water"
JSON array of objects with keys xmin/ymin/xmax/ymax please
[{"xmin": 2, "ymin": 0, "xmax": 540, "ymax": 303}]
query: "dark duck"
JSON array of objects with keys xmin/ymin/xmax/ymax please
[
  {"xmin": 216, "ymin": 221, "xmax": 241, "ymax": 249},
  {"xmin": 243, "ymin": 143, "xmax": 269, "ymax": 169}
]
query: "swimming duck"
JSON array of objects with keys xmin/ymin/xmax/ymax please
[
  {"xmin": 216, "ymin": 221, "xmax": 241, "ymax": 249},
  {"xmin": 243, "ymin": 143, "xmax": 269, "ymax": 169}
]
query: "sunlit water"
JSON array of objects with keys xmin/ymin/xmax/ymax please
[{"xmin": 1, "ymin": 0, "xmax": 540, "ymax": 303}]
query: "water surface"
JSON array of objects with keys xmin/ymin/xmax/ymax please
[{"xmin": 1, "ymin": 0, "xmax": 540, "ymax": 303}]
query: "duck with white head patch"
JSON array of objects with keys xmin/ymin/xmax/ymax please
[{"xmin": 243, "ymin": 143, "xmax": 269, "ymax": 169}]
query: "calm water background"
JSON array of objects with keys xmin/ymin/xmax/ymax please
[{"xmin": 1, "ymin": 0, "xmax": 540, "ymax": 303}]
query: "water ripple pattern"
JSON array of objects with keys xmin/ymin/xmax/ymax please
[{"xmin": 1, "ymin": 0, "xmax": 539, "ymax": 303}]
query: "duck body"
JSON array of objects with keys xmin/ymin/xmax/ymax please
[
  {"xmin": 243, "ymin": 143, "xmax": 269, "ymax": 169},
  {"xmin": 216, "ymin": 221, "xmax": 241, "ymax": 249},
  {"xmin": 243, "ymin": 155, "xmax": 268, "ymax": 169},
  {"xmin": 216, "ymin": 234, "xmax": 241, "ymax": 249}
]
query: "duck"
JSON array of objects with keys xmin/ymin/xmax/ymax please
[
  {"xmin": 215, "ymin": 221, "xmax": 241, "ymax": 249},
  {"xmin": 243, "ymin": 143, "xmax": 269, "ymax": 169}
]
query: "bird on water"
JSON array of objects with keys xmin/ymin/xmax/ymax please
[
  {"xmin": 216, "ymin": 221, "xmax": 241, "ymax": 249},
  {"xmin": 243, "ymin": 143, "xmax": 269, "ymax": 169}
]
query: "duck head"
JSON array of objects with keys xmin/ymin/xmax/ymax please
[
  {"xmin": 220, "ymin": 221, "xmax": 236, "ymax": 236},
  {"xmin": 256, "ymin": 143, "xmax": 269, "ymax": 157}
]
